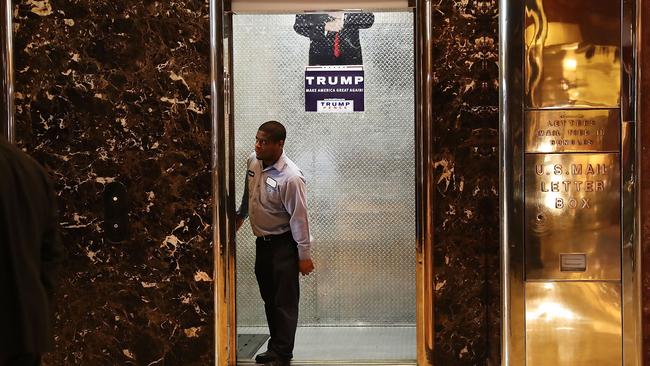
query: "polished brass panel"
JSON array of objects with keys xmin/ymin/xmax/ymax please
[
  {"xmin": 225, "ymin": 10, "xmax": 238, "ymax": 365},
  {"xmin": 525, "ymin": 109, "xmax": 620, "ymax": 153},
  {"xmin": 505, "ymin": 0, "xmax": 640, "ymax": 365},
  {"xmin": 415, "ymin": 0, "xmax": 435, "ymax": 364},
  {"xmin": 524, "ymin": 0, "xmax": 621, "ymax": 108},
  {"xmin": 622, "ymin": 120, "xmax": 641, "ymax": 366},
  {"xmin": 211, "ymin": 0, "xmax": 235, "ymax": 365},
  {"xmin": 622, "ymin": 0, "xmax": 636, "ymax": 123},
  {"xmin": 524, "ymin": 153, "xmax": 621, "ymax": 280},
  {"xmin": 500, "ymin": 0, "xmax": 526, "ymax": 363},
  {"xmin": 525, "ymin": 282, "xmax": 622, "ymax": 366},
  {"xmin": 621, "ymin": 0, "xmax": 643, "ymax": 364}
]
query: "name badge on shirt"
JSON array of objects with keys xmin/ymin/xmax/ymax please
[{"xmin": 266, "ymin": 176, "xmax": 278, "ymax": 188}]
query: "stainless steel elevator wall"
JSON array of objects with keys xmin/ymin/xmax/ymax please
[{"xmin": 233, "ymin": 12, "xmax": 415, "ymax": 326}]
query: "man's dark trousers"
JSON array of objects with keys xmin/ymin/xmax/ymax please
[{"xmin": 255, "ymin": 232, "xmax": 300, "ymax": 360}]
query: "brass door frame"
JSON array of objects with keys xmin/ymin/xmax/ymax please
[
  {"xmin": 415, "ymin": 1, "xmax": 435, "ymax": 365},
  {"xmin": 210, "ymin": 1, "xmax": 435, "ymax": 365},
  {"xmin": 498, "ymin": 0, "xmax": 644, "ymax": 365}
]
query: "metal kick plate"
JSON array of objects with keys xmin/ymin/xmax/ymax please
[
  {"xmin": 524, "ymin": 0, "xmax": 621, "ymax": 108},
  {"xmin": 525, "ymin": 282, "xmax": 622, "ymax": 366},
  {"xmin": 525, "ymin": 109, "xmax": 620, "ymax": 153},
  {"xmin": 524, "ymin": 153, "xmax": 620, "ymax": 280}
]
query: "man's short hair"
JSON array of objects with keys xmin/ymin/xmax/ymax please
[{"xmin": 258, "ymin": 121, "xmax": 286, "ymax": 142}]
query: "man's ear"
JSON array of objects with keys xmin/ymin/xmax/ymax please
[{"xmin": 279, "ymin": 140, "xmax": 285, "ymax": 149}]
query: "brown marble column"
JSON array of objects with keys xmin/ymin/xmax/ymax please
[
  {"xmin": 430, "ymin": 1, "xmax": 500, "ymax": 365},
  {"xmin": 12, "ymin": 1, "xmax": 213, "ymax": 365}
]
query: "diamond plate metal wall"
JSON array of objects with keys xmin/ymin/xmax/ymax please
[{"xmin": 233, "ymin": 12, "xmax": 415, "ymax": 326}]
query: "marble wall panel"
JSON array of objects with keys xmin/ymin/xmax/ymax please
[
  {"xmin": 430, "ymin": 1, "xmax": 500, "ymax": 365},
  {"xmin": 12, "ymin": 1, "xmax": 213, "ymax": 365}
]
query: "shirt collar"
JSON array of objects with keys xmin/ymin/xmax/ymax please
[{"xmin": 261, "ymin": 151, "xmax": 287, "ymax": 172}]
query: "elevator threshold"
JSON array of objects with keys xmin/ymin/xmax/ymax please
[{"xmin": 237, "ymin": 360, "xmax": 416, "ymax": 366}]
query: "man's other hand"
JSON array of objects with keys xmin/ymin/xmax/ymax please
[{"xmin": 299, "ymin": 259, "xmax": 314, "ymax": 275}]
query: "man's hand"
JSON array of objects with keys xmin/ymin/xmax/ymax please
[
  {"xmin": 299, "ymin": 259, "xmax": 315, "ymax": 276},
  {"xmin": 235, "ymin": 215, "xmax": 244, "ymax": 232},
  {"xmin": 324, "ymin": 19, "xmax": 343, "ymax": 33}
]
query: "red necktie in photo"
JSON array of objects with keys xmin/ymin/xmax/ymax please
[{"xmin": 333, "ymin": 33, "xmax": 341, "ymax": 58}]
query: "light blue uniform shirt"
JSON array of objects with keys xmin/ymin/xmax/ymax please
[{"xmin": 238, "ymin": 151, "xmax": 313, "ymax": 260}]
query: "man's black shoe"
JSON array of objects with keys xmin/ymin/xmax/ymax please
[
  {"xmin": 255, "ymin": 351, "xmax": 277, "ymax": 364},
  {"xmin": 263, "ymin": 358, "xmax": 290, "ymax": 366}
]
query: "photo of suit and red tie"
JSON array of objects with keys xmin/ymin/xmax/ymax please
[{"xmin": 293, "ymin": 12, "xmax": 374, "ymax": 66}]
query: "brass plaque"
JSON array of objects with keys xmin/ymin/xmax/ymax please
[
  {"xmin": 524, "ymin": 153, "xmax": 620, "ymax": 280},
  {"xmin": 525, "ymin": 109, "xmax": 620, "ymax": 153},
  {"xmin": 526, "ymin": 282, "xmax": 622, "ymax": 366},
  {"xmin": 524, "ymin": 0, "xmax": 621, "ymax": 108}
]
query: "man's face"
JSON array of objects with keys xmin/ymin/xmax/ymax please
[{"xmin": 255, "ymin": 130, "xmax": 283, "ymax": 161}]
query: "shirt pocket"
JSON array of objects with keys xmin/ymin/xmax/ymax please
[
  {"xmin": 261, "ymin": 183, "xmax": 282, "ymax": 211},
  {"xmin": 264, "ymin": 184, "xmax": 280, "ymax": 197}
]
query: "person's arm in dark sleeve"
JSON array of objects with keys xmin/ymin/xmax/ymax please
[
  {"xmin": 344, "ymin": 12, "xmax": 375, "ymax": 29},
  {"xmin": 294, "ymin": 14, "xmax": 326, "ymax": 39},
  {"xmin": 41, "ymin": 175, "xmax": 63, "ymax": 300}
]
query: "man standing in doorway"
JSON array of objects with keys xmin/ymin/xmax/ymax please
[
  {"xmin": 236, "ymin": 121, "xmax": 315, "ymax": 366},
  {"xmin": 0, "ymin": 136, "xmax": 63, "ymax": 366}
]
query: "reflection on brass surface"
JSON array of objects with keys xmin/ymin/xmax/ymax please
[
  {"xmin": 524, "ymin": 0, "xmax": 621, "ymax": 108},
  {"xmin": 525, "ymin": 109, "xmax": 620, "ymax": 153},
  {"xmin": 500, "ymin": 0, "xmax": 527, "ymax": 364},
  {"xmin": 524, "ymin": 153, "xmax": 620, "ymax": 280},
  {"xmin": 526, "ymin": 282, "xmax": 622, "ymax": 366},
  {"xmin": 415, "ymin": 1, "xmax": 435, "ymax": 364},
  {"xmin": 621, "ymin": 119, "xmax": 641, "ymax": 366}
]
